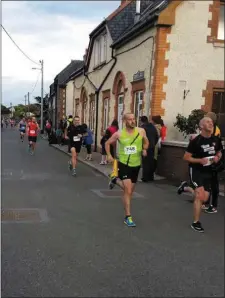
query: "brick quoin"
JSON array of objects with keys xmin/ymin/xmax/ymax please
[
  {"xmin": 207, "ymin": 0, "xmax": 225, "ymax": 44},
  {"xmin": 58, "ymin": 87, "xmax": 65, "ymax": 120},
  {"xmin": 150, "ymin": 0, "xmax": 183, "ymax": 117},
  {"xmin": 151, "ymin": 27, "xmax": 171, "ymax": 117}
]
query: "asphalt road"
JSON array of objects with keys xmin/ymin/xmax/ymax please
[{"xmin": 1, "ymin": 128, "xmax": 224, "ymax": 297}]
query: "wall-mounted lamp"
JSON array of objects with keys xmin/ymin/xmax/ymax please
[
  {"xmin": 179, "ymin": 80, "xmax": 190, "ymax": 100},
  {"xmin": 183, "ymin": 89, "xmax": 190, "ymax": 100}
]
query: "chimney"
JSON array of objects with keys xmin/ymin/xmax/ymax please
[
  {"xmin": 135, "ymin": 0, "xmax": 141, "ymax": 23},
  {"xmin": 121, "ymin": 0, "xmax": 127, "ymax": 6}
]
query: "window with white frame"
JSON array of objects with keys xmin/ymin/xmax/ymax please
[
  {"xmin": 218, "ymin": 0, "xmax": 224, "ymax": 40},
  {"xmin": 94, "ymin": 33, "xmax": 107, "ymax": 66},
  {"xmin": 134, "ymin": 91, "xmax": 144, "ymax": 126},
  {"xmin": 103, "ymin": 98, "xmax": 109, "ymax": 131}
]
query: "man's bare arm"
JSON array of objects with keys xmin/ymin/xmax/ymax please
[
  {"xmin": 64, "ymin": 128, "xmax": 68, "ymax": 138},
  {"xmin": 140, "ymin": 128, "xmax": 149, "ymax": 150},
  {"xmin": 105, "ymin": 132, "xmax": 120, "ymax": 157},
  {"xmin": 183, "ymin": 152, "xmax": 206, "ymax": 165}
]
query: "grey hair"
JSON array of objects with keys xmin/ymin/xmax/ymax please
[{"xmin": 199, "ymin": 116, "xmax": 212, "ymax": 128}]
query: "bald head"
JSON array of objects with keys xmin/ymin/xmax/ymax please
[
  {"xmin": 123, "ymin": 113, "xmax": 136, "ymax": 129},
  {"xmin": 123, "ymin": 113, "xmax": 134, "ymax": 121}
]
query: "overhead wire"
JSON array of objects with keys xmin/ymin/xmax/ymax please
[
  {"xmin": 30, "ymin": 71, "xmax": 41, "ymax": 96},
  {"xmin": 1, "ymin": 24, "xmax": 40, "ymax": 66}
]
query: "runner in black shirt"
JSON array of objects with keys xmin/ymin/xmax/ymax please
[
  {"xmin": 183, "ymin": 117, "xmax": 223, "ymax": 232},
  {"xmin": 64, "ymin": 116, "xmax": 86, "ymax": 176}
]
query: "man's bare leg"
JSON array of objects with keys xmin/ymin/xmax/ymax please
[
  {"xmin": 70, "ymin": 147, "xmax": 77, "ymax": 176},
  {"xmin": 191, "ymin": 187, "xmax": 209, "ymax": 232}
]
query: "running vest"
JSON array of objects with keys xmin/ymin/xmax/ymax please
[
  {"xmin": 118, "ymin": 128, "xmax": 143, "ymax": 167},
  {"xmin": 19, "ymin": 122, "xmax": 26, "ymax": 130},
  {"xmin": 28, "ymin": 122, "xmax": 38, "ymax": 136}
]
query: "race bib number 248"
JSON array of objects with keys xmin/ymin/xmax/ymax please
[{"xmin": 124, "ymin": 145, "xmax": 137, "ymax": 155}]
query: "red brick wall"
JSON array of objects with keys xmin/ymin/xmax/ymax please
[
  {"xmin": 156, "ymin": 144, "xmax": 189, "ymax": 182},
  {"xmin": 151, "ymin": 27, "xmax": 171, "ymax": 116},
  {"xmin": 207, "ymin": 0, "xmax": 225, "ymax": 44}
]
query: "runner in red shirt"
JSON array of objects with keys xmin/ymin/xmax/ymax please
[{"xmin": 27, "ymin": 117, "xmax": 39, "ymax": 154}]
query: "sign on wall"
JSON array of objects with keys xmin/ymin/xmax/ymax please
[{"xmin": 133, "ymin": 71, "xmax": 145, "ymax": 82}]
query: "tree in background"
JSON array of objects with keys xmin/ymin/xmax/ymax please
[
  {"xmin": 34, "ymin": 94, "xmax": 49, "ymax": 112},
  {"xmin": 34, "ymin": 94, "xmax": 50, "ymax": 121},
  {"xmin": 14, "ymin": 104, "xmax": 26, "ymax": 119},
  {"xmin": 1, "ymin": 104, "xmax": 10, "ymax": 115},
  {"xmin": 12, "ymin": 104, "xmax": 41, "ymax": 119}
]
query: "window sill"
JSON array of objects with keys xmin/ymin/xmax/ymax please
[
  {"xmin": 213, "ymin": 40, "xmax": 225, "ymax": 48},
  {"xmin": 93, "ymin": 61, "xmax": 106, "ymax": 71}
]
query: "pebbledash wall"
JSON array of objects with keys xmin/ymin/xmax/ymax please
[
  {"xmin": 65, "ymin": 81, "xmax": 74, "ymax": 116},
  {"xmin": 156, "ymin": 0, "xmax": 224, "ymax": 181},
  {"xmin": 69, "ymin": 27, "xmax": 156, "ymax": 150},
  {"xmin": 161, "ymin": 0, "xmax": 224, "ymax": 141},
  {"xmin": 65, "ymin": 0, "xmax": 224, "ymax": 181}
]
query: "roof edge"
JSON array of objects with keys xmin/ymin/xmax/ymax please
[{"xmin": 112, "ymin": 15, "xmax": 158, "ymax": 49}]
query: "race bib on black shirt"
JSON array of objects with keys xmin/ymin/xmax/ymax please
[
  {"xmin": 68, "ymin": 125, "xmax": 85, "ymax": 142},
  {"xmin": 187, "ymin": 135, "xmax": 222, "ymax": 171}
]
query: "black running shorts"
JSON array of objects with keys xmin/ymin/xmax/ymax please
[
  {"xmin": 28, "ymin": 136, "xmax": 37, "ymax": 143},
  {"xmin": 189, "ymin": 167, "xmax": 212, "ymax": 192},
  {"xmin": 118, "ymin": 161, "xmax": 140, "ymax": 184},
  {"xmin": 70, "ymin": 141, "xmax": 82, "ymax": 153}
]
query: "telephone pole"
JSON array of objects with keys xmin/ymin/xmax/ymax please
[
  {"xmin": 10, "ymin": 102, "xmax": 13, "ymax": 117},
  {"xmin": 27, "ymin": 92, "xmax": 30, "ymax": 113},
  {"xmin": 41, "ymin": 59, "xmax": 44, "ymax": 132},
  {"xmin": 32, "ymin": 59, "xmax": 44, "ymax": 132}
]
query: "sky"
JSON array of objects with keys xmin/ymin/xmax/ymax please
[{"xmin": 2, "ymin": 1, "xmax": 120, "ymax": 107}]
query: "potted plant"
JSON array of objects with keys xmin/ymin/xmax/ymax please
[{"xmin": 174, "ymin": 109, "xmax": 205, "ymax": 139}]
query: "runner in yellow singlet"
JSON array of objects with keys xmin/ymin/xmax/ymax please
[{"xmin": 105, "ymin": 113, "xmax": 149, "ymax": 227}]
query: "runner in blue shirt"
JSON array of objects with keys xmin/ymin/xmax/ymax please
[{"xmin": 18, "ymin": 117, "xmax": 27, "ymax": 142}]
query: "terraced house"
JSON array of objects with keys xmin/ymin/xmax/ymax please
[
  {"xmin": 49, "ymin": 60, "xmax": 84, "ymax": 128},
  {"xmin": 63, "ymin": 0, "xmax": 224, "ymax": 153}
]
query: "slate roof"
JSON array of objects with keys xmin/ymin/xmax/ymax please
[
  {"xmin": 86, "ymin": 0, "xmax": 155, "ymax": 68},
  {"xmin": 55, "ymin": 0, "xmax": 170, "ymax": 80},
  {"xmin": 112, "ymin": 0, "xmax": 169, "ymax": 48},
  {"xmin": 55, "ymin": 60, "xmax": 84, "ymax": 85},
  {"xmin": 107, "ymin": 0, "xmax": 151, "ymax": 42}
]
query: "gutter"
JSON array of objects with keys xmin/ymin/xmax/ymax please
[
  {"xmin": 84, "ymin": 47, "xmax": 117, "ymax": 152},
  {"xmin": 145, "ymin": 36, "xmax": 155, "ymax": 117}
]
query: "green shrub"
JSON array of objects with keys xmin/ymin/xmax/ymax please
[{"xmin": 174, "ymin": 109, "xmax": 205, "ymax": 137}]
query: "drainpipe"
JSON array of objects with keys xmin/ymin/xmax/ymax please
[
  {"xmin": 94, "ymin": 48, "xmax": 117, "ymax": 152},
  {"xmin": 145, "ymin": 36, "xmax": 155, "ymax": 119},
  {"xmin": 84, "ymin": 47, "xmax": 117, "ymax": 152},
  {"xmin": 84, "ymin": 69, "xmax": 98, "ymax": 92}
]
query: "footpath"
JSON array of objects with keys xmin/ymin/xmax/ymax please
[{"xmin": 41, "ymin": 135, "xmax": 224, "ymax": 197}]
